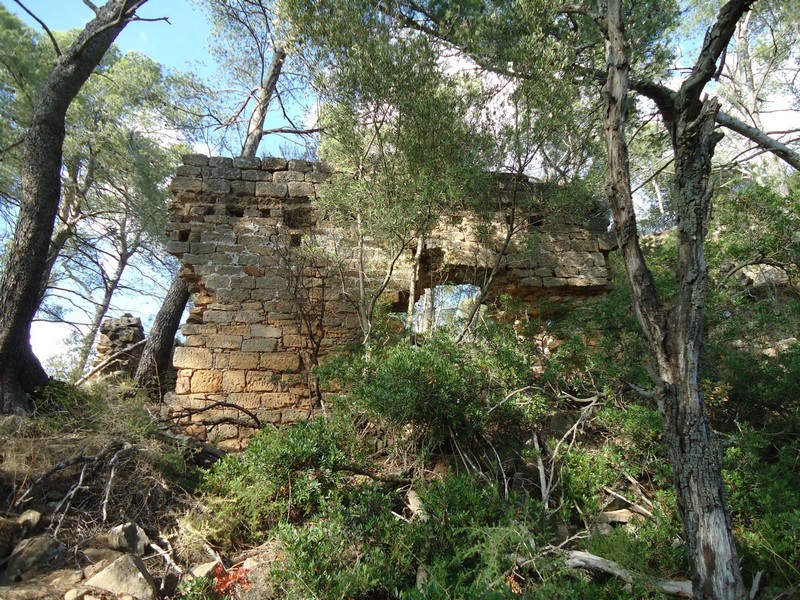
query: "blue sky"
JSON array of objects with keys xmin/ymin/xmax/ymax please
[{"xmin": 6, "ymin": 0, "xmax": 215, "ymax": 74}]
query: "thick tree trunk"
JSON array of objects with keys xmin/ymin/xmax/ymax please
[
  {"xmin": 241, "ymin": 47, "xmax": 286, "ymax": 158},
  {"xmin": 602, "ymin": 1, "xmax": 747, "ymax": 597},
  {"xmin": 0, "ymin": 0, "xmax": 148, "ymax": 412},
  {"xmin": 134, "ymin": 275, "xmax": 190, "ymax": 394}
]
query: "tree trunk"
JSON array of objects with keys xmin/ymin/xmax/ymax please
[
  {"xmin": 0, "ymin": 0, "xmax": 148, "ymax": 413},
  {"xmin": 241, "ymin": 47, "xmax": 286, "ymax": 158},
  {"xmin": 134, "ymin": 274, "xmax": 190, "ymax": 395},
  {"xmin": 602, "ymin": 1, "xmax": 747, "ymax": 597}
]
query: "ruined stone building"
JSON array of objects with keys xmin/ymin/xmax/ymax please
[{"xmin": 166, "ymin": 155, "xmax": 614, "ymax": 450}]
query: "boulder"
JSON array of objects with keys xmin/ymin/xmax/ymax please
[
  {"xmin": 84, "ymin": 554, "xmax": 156, "ymax": 600},
  {"xmin": 108, "ymin": 523, "xmax": 149, "ymax": 556},
  {"xmin": 0, "ymin": 535, "xmax": 65, "ymax": 584}
]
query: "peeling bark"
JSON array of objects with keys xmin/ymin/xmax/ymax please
[{"xmin": 602, "ymin": 0, "xmax": 750, "ymax": 597}]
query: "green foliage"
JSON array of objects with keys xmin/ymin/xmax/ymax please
[
  {"xmin": 273, "ymin": 483, "xmax": 416, "ymax": 599},
  {"xmin": 33, "ymin": 379, "xmax": 156, "ymax": 440},
  {"xmin": 348, "ymin": 335, "xmax": 491, "ymax": 448},
  {"xmin": 724, "ymin": 428, "xmax": 800, "ymax": 593},
  {"xmin": 199, "ymin": 418, "xmax": 353, "ymax": 546},
  {"xmin": 177, "ymin": 576, "xmax": 222, "ymax": 600}
]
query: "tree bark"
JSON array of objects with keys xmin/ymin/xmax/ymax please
[
  {"xmin": 241, "ymin": 47, "xmax": 286, "ymax": 158},
  {"xmin": 602, "ymin": 1, "xmax": 750, "ymax": 598},
  {"xmin": 0, "ymin": 0, "xmax": 147, "ymax": 413},
  {"xmin": 134, "ymin": 274, "xmax": 190, "ymax": 395}
]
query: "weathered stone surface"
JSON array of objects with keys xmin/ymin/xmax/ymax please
[
  {"xmin": 255, "ymin": 181, "xmax": 288, "ymax": 197},
  {"xmin": 166, "ymin": 155, "xmax": 612, "ymax": 446},
  {"xmin": 0, "ymin": 535, "xmax": 65, "ymax": 584},
  {"xmin": 261, "ymin": 352, "xmax": 301, "ymax": 372},
  {"xmin": 84, "ymin": 554, "xmax": 156, "ymax": 600},
  {"xmin": 172, "ymin": 347, "xmax": 213, "ymax": 370},
  {"xmin": 108, "ymin": 522, "xmax": 149, "ymax": 556},
  {"xmin": 288, "ymin": 181, "xmax": 315, "ymax": 197},
  {"xmin": 191, "ymin": 370, "xmax": 223, "ymax": 393}
]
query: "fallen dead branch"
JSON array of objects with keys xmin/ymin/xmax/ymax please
[
  {"xmin": 565, "ymin": 550, "xmax": 693, "ymax": 598},
  {"xmin": 167, "ymin": 400, "xmax": 264, "ymax": 430}
]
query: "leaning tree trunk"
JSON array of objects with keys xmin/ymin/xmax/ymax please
[
  {"xmin": 602, "ymin": 0, "xmax": 747, "ymax": 597},
  {"xmin": 241, "ymin": 47, "xmax": 286, "ymax": 158},
  {"xmin": 134, "ymin": 274, "xmax": 190, "ymax": 395},
  {"xmin": 0, "ymin": 0, "xmax": 148, "ymax": 413}
]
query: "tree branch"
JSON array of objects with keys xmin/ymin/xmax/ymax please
[
  {"xmin": 13, "ymin": 0, "xmax": 61, "ymax": 56},
  {"xmin": 565, "ymin": 551, "xmax": 693, "ymax": 597},
  {"xmin": 716, "ymin": 111, "xmax": 800, "ymax": 171}
]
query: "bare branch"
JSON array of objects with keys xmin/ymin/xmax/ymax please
[
  {"xmin": 13, "ymin": 0, "xmax": 61, "ymax": 56},
  {"xmin": 716, "ymin": 110, "xmax": 800, "ymax": 171},
  {"xmin": 565, "ymin": 551, "xmax": 693, "ymax": 597}
]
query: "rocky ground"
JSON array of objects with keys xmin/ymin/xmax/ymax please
[{"xmin": 0, "ymin": 391, "xmax": 265, "ymax": 600}]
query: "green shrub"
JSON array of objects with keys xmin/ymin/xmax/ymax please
[
  {"xmin": 347, "ymin": 334, "xmax": 493, "ymax": 450},
  {"xmin": 273, "ymin": 483, "xmax": 416, "ymax": 599},
  {"xmin": 200, "ymin": 418, "xmax": 352, "ymax": 546},
  {"xmin": 177, "ymin": 576, "xmax": 221, "ymax": 600},
  {"xmin": 724, "ymin": 428, "xmax": 800, "ymax": 593}
]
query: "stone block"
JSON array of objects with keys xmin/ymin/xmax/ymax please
[
  {"xmin": 261, "ymin": 157, "xmax": 288, "ymax": 170},
  {"xmin": 242, "ymin": 169, "xmax": 272, "ymax": 181},
  {"xmin": 273, "ymin": 170, "xmax": 305, "ymax": 182},
  {"xmin": 182, "ymin": 323, "xmax": 218, "ymax": 336},
  {"xmin": 211, "ymin": 166, "xmax": 241, "ymax": 180},
  {"xmin": 241, "ymin": 337, "xmax": 278, "ymax": 352},
  {"xmin": 175, "ymin": 372, "xmax": 192, "ymax": 394},
  {"xmin": 282, "ymin": 334, "xmax": 308, "ymax": 348},
  {"xmin": 218, "ymin": 324, "xmax": 250, "ymax": 336},
  {"xmin": 229, "ymin": 351, "xmax": 260, "ymax": 369},
  {"xmin": 233, "ymin": 156, "xmax": 262, "ymax": 169},
  {"xmin": 183, "ymin": 335, "xmax": 206, "ymax": 347},
  {"xmin": 231, "ymin": 180, "xmax": 256, "ymax": 196},
  {"xmin": 182, "ymin": 153, "xmax": 208, "ymax": 166},
  {"xmin": 206, "ymin": 334, "xmax": 243, "ymax": 349},
  {"xmin": 204, "ymin": 178, "xmax": 231, "ymax": 194},
  {"xmin": 255, "ymin": 182, "xmax": 288, "ymax": 197},
  {"xmin": 288, "ymin": 159, "xmax": 315, "ymax": 172},
  {"xmin": 222, "ymin": 370, "xmax": 247, "ymax": 393},
  {"xmin": 190, "ymin": 242, "xmax": 215, "ymax": 254},
  {"xmin": 261, "ymin": 352, "xmax": 301, "ymax": 372},
  {"xmin": 203, "ymin": 310, "xmax": 234, "ymax": 324},
  {"xmin": 176, "ymin": 165, "xmax": 201, "ymax": 177},
  {"xmin": 191, "ymin": 370, "xmax": 223, "ymax": 393},
  {"xmin": 542, "ymin": 277, "xmax": 567, "ymax": 288},
  {"xmin": 166, "ymin": 241, "xmax": 190, "ymax": 254},
  {"xmin": 173, "ymin": 347, "xmax": 213, "ymax": 369},
  {"xmin": 246, "ymin": 371, "xmax": 279, "ymax": 392},
  {"xmin": 224, "ymin": 393, "xmax": 262, "ymax": 410},
  {"xmin": 170, "ymin": 177, "xmax": 202, "ymax": 193},
  {"xmin": 288, "ymin": 181, "xmax": 316, "ymax": 197},
  {"xmin": 261, "ymin": 393, "xmax": 296, "ymax": 409},
  {"xmin": 209, "ymin": 156, "xmax": 233, "ymax": 167},
  {"xmin": 282, "ymin": 408, "xmax": 310, "ymax": 423},
  {"xmin": 250, "ymin": 324, "xmax": 282, "ymax": 338},
  {"xmin": 216, "ymin": 288, "xmax": 253, "ymax": 303},
  {"xmin": 203, "ymin": 274, "xmax": 232, "ymax": 290}
]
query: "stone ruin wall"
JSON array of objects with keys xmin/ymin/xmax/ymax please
[{"xmin": 165, "ymin": 154, "xmax": 614, "ymax": 450}]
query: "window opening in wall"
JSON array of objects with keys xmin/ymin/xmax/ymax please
[{"xmin": 411, "ymin": 284, "xmax": 481, "ymax": 334}]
